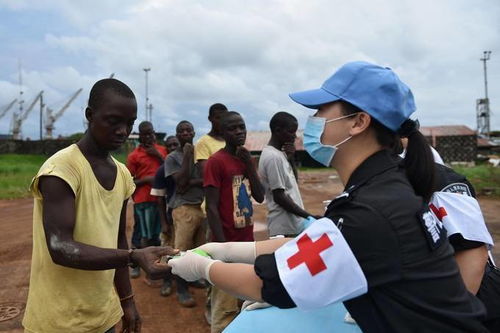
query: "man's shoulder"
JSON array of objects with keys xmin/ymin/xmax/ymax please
[
  {"xmin": 261, "ymin": 145, "xmax": 284, "ymax": 159},
  {"xmin": 127, "ymin": 146, "xmax": 142, "ymax": 159},
  {"xmin": 166, "ymin": 150, "xmax": 183, "ymax": 161},
  {"xmin": 208, "ymin": 149, "xmax": 225, "ymax": 160},
  {"xmin": 155, "ymin": 144, "xmax": 167, "ymax": 154},
  {"xmin": 43, "ymin": 144, "xmax": 80, "ymax": 166}
]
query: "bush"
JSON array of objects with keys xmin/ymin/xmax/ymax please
[{"xmin": 453, "ymin": 164, "xmax": 500, "ymax": 197}]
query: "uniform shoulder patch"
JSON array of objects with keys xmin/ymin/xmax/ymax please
[{"xmin": 441, "ymin": 182, "xmax": 472, "ymax": 196}]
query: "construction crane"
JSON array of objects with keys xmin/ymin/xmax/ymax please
[
  {"xmin": 11, "ymin": 91, "xmax": 43, "ymax": 140},
  {"xmin": 0, "ymin": 99, "xmax": 17, "ymax": 121},
  {"xmin": 44, "ymin": 88, "xmax": 82, "ymax": 139}
]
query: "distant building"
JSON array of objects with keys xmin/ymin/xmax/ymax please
[
  {"xmin": 420, "ymin": 125, "xmax": 477, "ymax": 163},
  {"xmin": 245, "ymin": 130, "xmax": 322, "ymax": 168},
  {"xmin": 246, "ymin": 125, "xmax": 484, "ymax": 166}
]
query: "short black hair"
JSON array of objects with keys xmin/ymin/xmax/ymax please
[
  {"xmin": 176, "ymin": 120, "xmax": 194, "ymax": 132},
  {"xmin": 269, "ymin": 111, "xmax": 297, "ymax": 133},
  {"xmin": 165, "ymin": 135, "xmax": 177, "ymax": 142},
  {"xmin": 138, "ymin": 121, "xmax": 153, "ymax": 132},
  {"xmin": 220, "ymin": 111, "xmax": 243, "ymax": 130},
  {"xmin": 209, "ymin": 103, "xmax": 228, "ymax": 117},
  {"xmin": 88, "ymin": 78, "xmax": 135, "ymax": 109}
]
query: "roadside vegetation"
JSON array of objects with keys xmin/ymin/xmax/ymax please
[{"xmin": 1, "ymin": 154, "xmax": 499, "ymax": 199}]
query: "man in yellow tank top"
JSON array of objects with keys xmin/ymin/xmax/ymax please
[{"xmin": 22, "ymin": 79, "xmax": 176, "ymax": 333}]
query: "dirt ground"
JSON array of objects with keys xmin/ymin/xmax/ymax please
[{"xmin": 1, "ymin": 171, "xmax": 499, "ymax": 332}]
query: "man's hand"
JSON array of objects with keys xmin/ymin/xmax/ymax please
[
  {"xmin": 183, "ymin": 143, "xmax": 194, "ymax": 156},
  {"xmin": 131, "ymin": 246, "xmax": 178, "ymax": 279},
  {"xmin": 282, "ymin": 142, "xmax": 296, "ymax": 160},
  {"xmin": 236, "ymin": 146, "xmax": 252, "ymax": 164},
  {"xmin": 120, "ymin": 300, "xmax": 141, "ymax": 333},
  {"xmin": 145, "ymin": 145, "xmax": 163, "ymax": 160}
]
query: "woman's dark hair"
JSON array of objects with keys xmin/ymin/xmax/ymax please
[{"xmin": 339, "ymin": 100, "xmax": 435, "ymax": 202}]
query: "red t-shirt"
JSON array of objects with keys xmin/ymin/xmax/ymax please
[
  {"xmin": 204, "ymin": 150, "xmax": 254, "ymax": 242},
  {"xmin": 127, "ymin": 143, "xmax": 167, "ymax": 203}
]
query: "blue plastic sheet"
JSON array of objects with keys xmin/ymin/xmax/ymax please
[{"xmin": 224, "ymin": 302, "xmax": 362, "ymax": 333}]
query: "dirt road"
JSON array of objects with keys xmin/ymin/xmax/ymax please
[{"xmin": 1, "ymin": 171, "xmax": 499, "ymax": 332}]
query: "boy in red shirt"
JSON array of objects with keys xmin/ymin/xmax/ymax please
[
  {"xmin": 204, "ymin": 111, "xmax": 264, "ymax": 332},
  {"xmin": 127, "ymin": 121, "xmax": 167, "ymax": 279}
]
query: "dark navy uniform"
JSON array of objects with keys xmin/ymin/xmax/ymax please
[
  {"xmin": 255, "ymin": 150, "xmax": 487, "ymax": 332},
  {"xmin": 434, "ymin": 164, "xmax": 500, "ymax": 332}
]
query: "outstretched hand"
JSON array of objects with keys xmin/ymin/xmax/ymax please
[{"xmin": 132, "ymin": 246, "xmax": 178, "ymax": 279}]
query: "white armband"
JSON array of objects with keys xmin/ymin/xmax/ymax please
[{"xmin": 274, "ymin": 217, "xmax": 367, "ymax": 310}]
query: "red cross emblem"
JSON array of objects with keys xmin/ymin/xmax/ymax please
[
  {"xmin": 429, "ymin": 203, "xmax": 448, "ymax": 221},
  {"xmin": 287, "ymin": 233, "xmax": 333, "ymax": 276}
]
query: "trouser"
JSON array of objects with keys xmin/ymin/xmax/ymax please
[
  {"xmin": 133, "ymin": 202, "xmax": 161, "ymax": 248},
  {"xmin": 210, "ymin": 286, "xmax": 240, "ymax": 333},
  {"xmin": 104, "ymin": 327, "xmax": 115, "ymax": 333},
  {"xmin": 172, "ymin": 204, "xmax": 206, "ymax": 251}
]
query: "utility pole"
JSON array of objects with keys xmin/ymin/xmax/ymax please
[
  {"xmin": 13, "ymin": 60, "xmax": 24, "ymax": 137},
  {"xmin": 477, "ymin": 51, "xmax": 492, "ymax": 138},
  {"xmin": 143, "ymin": 68, "xmax": 151, "ymax": 121},
  {"xmin": 39, "ymin": 92, "xmax": 44, "ymax": 141}
]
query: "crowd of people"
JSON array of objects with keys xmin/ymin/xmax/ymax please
[{"xmin": 21, "ymin": 61, "xmax": 500, "ymax": 333}]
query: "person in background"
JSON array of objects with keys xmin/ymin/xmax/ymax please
[
  {"xmin": 259, "ymin": 111, "xmax": 320, "ymax": 238},
  {"xmin": 126, "ymin": 121, "xmax": 167, "ymax": 282},
  {"xmin": 165, "ymin": 121, "xmax": 206, "ymax": 307},
  {"xmin": 150, "ymin": 135, "xmax": 180, "ymax": 297},
  {"xmin": 203, "ymin": 111, "xmax": 265, "ymax": 333},
  {"xmin": 194, "ymin": 103, "xmax": 228, "ymax": 324},
  {"xmin": 195, "ymin": 103, "xmax": 228, "ymax": 174}
]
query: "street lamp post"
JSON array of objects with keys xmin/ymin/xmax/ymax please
[{"xmin": 143, "ymin": 68, "xmax": 151, "ymax": 121}]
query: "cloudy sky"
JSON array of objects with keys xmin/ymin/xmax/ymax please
[{"xmin": 1, "ymin": 0, "xmax": 499, "ymax": 139}]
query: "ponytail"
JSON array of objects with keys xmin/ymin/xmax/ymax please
[
  {"xmin": 340, "ymin": 101, "xmax": 435, "ymax": 202},
  {"xmin": 399, "ymin": 120, "xmax": 435, "ymax": 202}
]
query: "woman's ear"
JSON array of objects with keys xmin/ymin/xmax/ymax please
[{"xmin": 349, "ymin": 112, "xmax": 371, "ymax": 136}]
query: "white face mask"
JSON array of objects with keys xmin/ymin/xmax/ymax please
[{"xmin": 303, "ymin": 113, "xmax": 357, "ymax": 166}]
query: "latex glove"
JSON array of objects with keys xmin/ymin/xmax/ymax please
[
  {"xmin": 198, "ymin": 242, "xmax": 256, "ymax": 264},
  {"xmin": 300, "ymin": 216, "xmax": 318, "ymax": 232},
  {"xmin": 169, "ymin": 251, "xmax": 219, "ymax": 284},
  {"xmin": 241, "ymin": 300, "xmax": 272, "ymax": 311}
]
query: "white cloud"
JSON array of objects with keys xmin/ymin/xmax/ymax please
[{"xmin": 1, "ymin": 0, "xmax": 500, "ymax": 139}]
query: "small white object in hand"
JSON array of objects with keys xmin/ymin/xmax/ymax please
[{"xmin": 344, "ymin": 311, "xmax": 357, "ymax": 324}]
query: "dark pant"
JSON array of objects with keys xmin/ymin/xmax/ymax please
[
  {"xmin": 131, "ymin": 210, "xmax": 142, "ymax": 249},
  {"xmin": 104, "ymin": 327, "xmax": 115, "ymax": 333}
]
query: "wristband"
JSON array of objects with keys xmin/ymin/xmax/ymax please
[{"xmin": 127, "ymin": 248, "xmax": 135, "ymax": 267}]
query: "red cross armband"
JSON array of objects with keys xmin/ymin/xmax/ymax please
[
  {"xmin": 274, "ymin": 217, "xmax": 367, "ymax": 310},
  {"xmin": 429, "ymin": 192, "xmax": 493, "ymax": 248}
]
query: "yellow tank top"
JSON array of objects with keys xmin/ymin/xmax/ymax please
[
  {"xmin": 22, "ymin": 144, "xmax": 135, "ymax": 333},
  {"xmin": 194, "ymin": 134, "xmax": 225, "ymax": 162}
]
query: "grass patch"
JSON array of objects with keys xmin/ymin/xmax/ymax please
[
  {"xmin": 0, "ymin": 152, "xmax": 129, "ymax": 199},
  {"xmin": 0, "ymin": 154, "xmax": 47, "ymax": 199},
  {"xmin": 298, "ymin": 167, "xmax": 331, "ymax": 172},
  {"xmin": 452, "ymin": 164, "xmax": 500, "ymax": 197}
]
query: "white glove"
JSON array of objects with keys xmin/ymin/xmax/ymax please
[
  {"xmin": 169, "ymin": 251, "xmax": 219, "ymax": 284},
  {"xmin": 198, "ymin": 242, "xmax": 256, "ymax": 264},
  {"xmin": 241, "ymin": 300, "xmax": 272, "ymax": 311}
]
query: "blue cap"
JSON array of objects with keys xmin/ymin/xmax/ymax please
[{"xmin": 289, "ymin": 61, "xmax": 416, "ymax": 132}]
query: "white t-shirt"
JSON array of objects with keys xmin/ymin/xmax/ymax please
[{"xmin": 259, "ymin": 145, "xmax": 304, "ymax": 236}]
